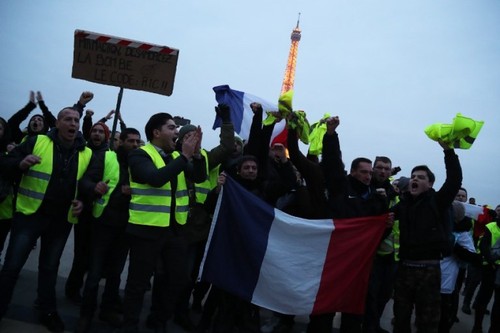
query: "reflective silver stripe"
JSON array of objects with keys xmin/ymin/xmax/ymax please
[
  {"xmin": 18, "ymin": 187, "xmax": 45, "ymax": 200},
  {"xmin": 25, "ymin": 170, "xmax": 51, "ymax": 181},
  {"xmin": 176, "ymin": 205, "xmax": 190, "ymax": 213},
  {"xmin": 177, "ymin": 189, "xmax": 189, "ymax": 196},
  {"xmin": 96, "ymin": 198, "xmax": 104, "ymax": 205},
  {"xmin": 196, "ymin": 187, "xmax": 210, "ymax": 195},
  {"xmin": 129, "ymin": 203, "xmax": 170, "ymax": 213},
  {"xmin": 131, "ymin": 188, "xmax": 171, "ymax": 196}
]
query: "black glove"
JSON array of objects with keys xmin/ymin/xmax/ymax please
[
  {"xmin": 391, "ymin": 166, "xmax": 401, "ymax": 176},
  {"xmin": 215, "ymin": 103, "xmax": 231, "ymax": 123}
]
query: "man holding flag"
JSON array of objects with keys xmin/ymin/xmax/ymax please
[{"xmin": 199, "ymin": 116, "xmax": 390, "ymax": 333}]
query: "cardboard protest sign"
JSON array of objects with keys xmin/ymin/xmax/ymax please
[{"xmin": 72, "ymin": 30, "xmax": 179, "ymax": 96}]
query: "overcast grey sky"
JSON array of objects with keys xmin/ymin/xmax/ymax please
[{"xmin": 1, "ymin": 0, "xmax": 499, "ymax": 206}]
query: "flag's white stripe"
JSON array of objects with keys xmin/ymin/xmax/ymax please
[
  {"xmin": 462, "ymin": 202, "xmax": 484, "ymax": 220},
  {"xmin": 251, "ymin": 209, "xmax": 335, "ymax": 315},
  {"xmin": 240, "ymin": 92, "xmax": 284, "ymax": 142}
]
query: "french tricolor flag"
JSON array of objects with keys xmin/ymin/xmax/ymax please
[
  {"xmin": 198, "ymin": 176, "xmax": 388, "ymax": 315},
  {"xmin": 212, "ymin": 85, "xmax": 286, "ymax": 143}
]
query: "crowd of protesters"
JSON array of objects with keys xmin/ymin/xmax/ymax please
[{"xmin": 0, "ymin": 90, "xmax": 498, "ymax": 333}]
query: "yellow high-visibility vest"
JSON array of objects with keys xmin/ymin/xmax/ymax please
[
  {"xmin": 129, "ymin": 143, "xmax": 189, "ymax": 227},
  {"xmin": 485, "ymin": 222, "xmax": 500, "ymax": 265},
  {"xmin": 92, "ymin": 151, "xmax": 120, "ymax": 218},
  {"xmin": 192, "ymin": 149, "xmax": 212, "ymax": 204},
  {"xmin": 0, "ymin": 193, "xmax": 13, "ymax": 220},
  {"xmin": 16, "ymin": 135, "xmax": 92, "ymax": 223}
]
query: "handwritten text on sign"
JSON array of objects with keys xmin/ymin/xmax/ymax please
[{"xmin": 72, "ymin": 30, "xmax": 179, "ymax": 96}]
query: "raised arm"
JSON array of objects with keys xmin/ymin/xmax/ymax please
[
  {"xmin": 436, "ymin": 140, "xmax": 463, "ymax": 210},
  {"xmin": 36, "ymin": 91, "xmax": 56, "ymax": 129},
  {"xmin": 205, "ymin": 103, "xmax": 235, "ymax": 170},
  {"xmin": 74, "ymin": 91, "xmax": 94, "ymax": 118},
  {"xmin": 7, "ymin": 91, "xmax": 37, "ymax": 143},
  {"xmin": 321, "ymin": 116, "xmax": 347, "ymax": 196},
  {"xmin": 82, "ymin": 110, "xmax": 94, "ymax": 141}
]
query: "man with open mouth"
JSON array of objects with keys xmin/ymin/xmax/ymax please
[{"xmin": 391, "ymin": 140, "xmax": 462, "ymax": 333}]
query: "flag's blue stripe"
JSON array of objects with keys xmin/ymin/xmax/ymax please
[
  {"xmin": 202, "ymin": 176, "xmax": 274, "ymax": 301},
  {"xmin": 212, "ymin": 85, "xmax": 244, "ymax": 133}
]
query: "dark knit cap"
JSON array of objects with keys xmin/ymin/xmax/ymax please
[
  {"xmin": 178, "ymin": 124, "xmax": 197, "ymax": 143},
  {"xmin": 397, "ymin": 176, "xmax": 410, "ymax": 193}
]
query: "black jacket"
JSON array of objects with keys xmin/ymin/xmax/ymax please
[
  {"xmin": 0, "ymin": 129, "xmax": 90, "ymax": 218},
  {"xmin": 126, "ymin": 146, "xmax": 207, "ymax": 239},
  {"xmin": 285, "ymin": 127, "xmax": 330, "ymax": 219},
  {"xmin": 321, "ymin": 131, "xmax": 388, "ymax": 219},
  {"xmin": 79, "ymin": 146, "xmax": 131, "ymax": 227},
  {"xmin": 393, "ymin": 149, "xmax": 462, "ymax": 260}
]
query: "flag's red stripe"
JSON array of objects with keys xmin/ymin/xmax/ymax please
[{"xmin": 312, "ymin": 215, "xmax": 387, "ymax": 315}]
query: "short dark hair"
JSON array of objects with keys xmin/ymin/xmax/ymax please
[
  {"xmin": 411, "ymin": 165, "xmax": 435, "ymax": 184},
  {"xmin": 350, "ymin": 157, "xmax": 372, "ymax": 172},
  {"xmin": 58, "ymin": 107, "xmax": 80, "ymax": 119},
  {"xmin": 144, "ymin": 113, "xmax": 173, "ymax": 141},
  {"xmin": 120, "ymin": 127, "xmax": 141, "ymax": 141},
  {"xmin": 374, "ymin": 156, "xmax": 392, "ymax": 166},
  {"xmin": 237, "ymin": 155, "xmax": 259, "ymax": 172},
  {"xmin": 459, "ymin": 187, "xmax": 467, "ymax": 195}
]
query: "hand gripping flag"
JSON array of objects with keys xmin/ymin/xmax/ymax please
[
  {"xmin": 198, "ymin": 176, "xmax": 388, "ymax": 315},
  {"xmin": 212, "ymin": 85, "xmax": 285, "ymax": 143},
  {"xmin": 424, "ymin": 113, "xmax": 484, "ymax": 149}
]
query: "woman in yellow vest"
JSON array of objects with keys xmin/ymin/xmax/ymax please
[{"xmin": 121, "ymin": 112, "xmax": 206, "ymax": 333}]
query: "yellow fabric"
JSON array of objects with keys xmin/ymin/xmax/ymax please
[
  {"xmin": 129, "ymin": 144, "xmax": 189, "ymax": 227},
  {"xmin": 486, "ymin": 222, "xmax": 500, "ymax": 265},
  {"xmin": 287, "ymin": 110, "xmax": 310, "ymax": 144},
  {"xmin": 16, "ymin": 135, "xmax": 91, "ymax": 223},
  {"xmin": 194, "ymin": 149, "xmax": 212, "ymax": 204},
  {"xmin": 424, "ymin": 113, "xmax": 484, "ymax": 149},
  {"xmin": 92, "ymin": 151, "xmax": 120, "ymax": 218},
  {"xmin": 263, "ymin": 90, "xmax": 294, "ymax": 126},
  {"xmin": 308, "ymin": 113, "xmax": 331, "ymax": 156},
  {"xmin": 0, "ymin": 193, "xmax": 13, "ymax": 220}
]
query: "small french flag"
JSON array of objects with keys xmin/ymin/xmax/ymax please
[{"xmin": 212, "ymin": 85, "xmax": 286, "ymax": 144}]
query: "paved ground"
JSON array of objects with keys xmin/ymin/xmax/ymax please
[{"xmin": 0, "ymin": 228, "xmax": 491, "ymax": 333}]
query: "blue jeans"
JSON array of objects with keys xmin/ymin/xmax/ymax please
[{"xmin": 0, "ymin": 212, "xmax": 73, "ymax": 317}]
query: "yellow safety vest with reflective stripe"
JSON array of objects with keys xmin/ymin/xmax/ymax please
[
  {"xmin": 208, "ymin": 165, "xmax": 220, "ymax": 190},
  {"xmin": 193, "ymin": 149, "xmax": 211, "ymax": 204},
  {"xmin": 129, "ymin": 143, "xmax": 189, "ymax": 227},
  {"xmin": 485, "ymin": 222, "xmax": 500, "ymax": 265},
  {"xmin": 377, "ymin": 195, "xmax": 400, "ymax": 256},
  {"xmin": 92, "ymin": 151, "xmax": 120, "ymax": 218},
  {"xmin": 0, "ymin": 192, "xmax": 13, "ymax": 220},
  {"xmin": 16, "ymin": 135, "xmax": 92, "ymax": 223}
]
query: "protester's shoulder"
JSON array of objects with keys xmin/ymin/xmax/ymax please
[
  {"xmin": 93, "ymin": 148, "xmax": 110, "ymax": 161},
  {"xmin": 129, "ymin": 146, "xmax": 147, "ymax": 157},
  {"xmin": 128, "ymin": 146, "xmax": 150, "ymax": 162}
]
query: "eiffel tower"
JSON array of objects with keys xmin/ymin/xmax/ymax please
[{"xmin": 281, "ymin": 13, "xmax": 302, "ymax": 94}]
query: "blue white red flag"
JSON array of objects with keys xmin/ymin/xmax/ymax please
[
  {"xmin": 212, "ymin": 85, "xmax": 286, "ymax": 142},
  {"xmin": 198, "ymin": 176, "xmax": 388, "ymax": 315}
]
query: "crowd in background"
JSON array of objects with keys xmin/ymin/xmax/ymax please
[{"xmin": 0, "ymin": 91, "xmax": 498, "ymax": 333}]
